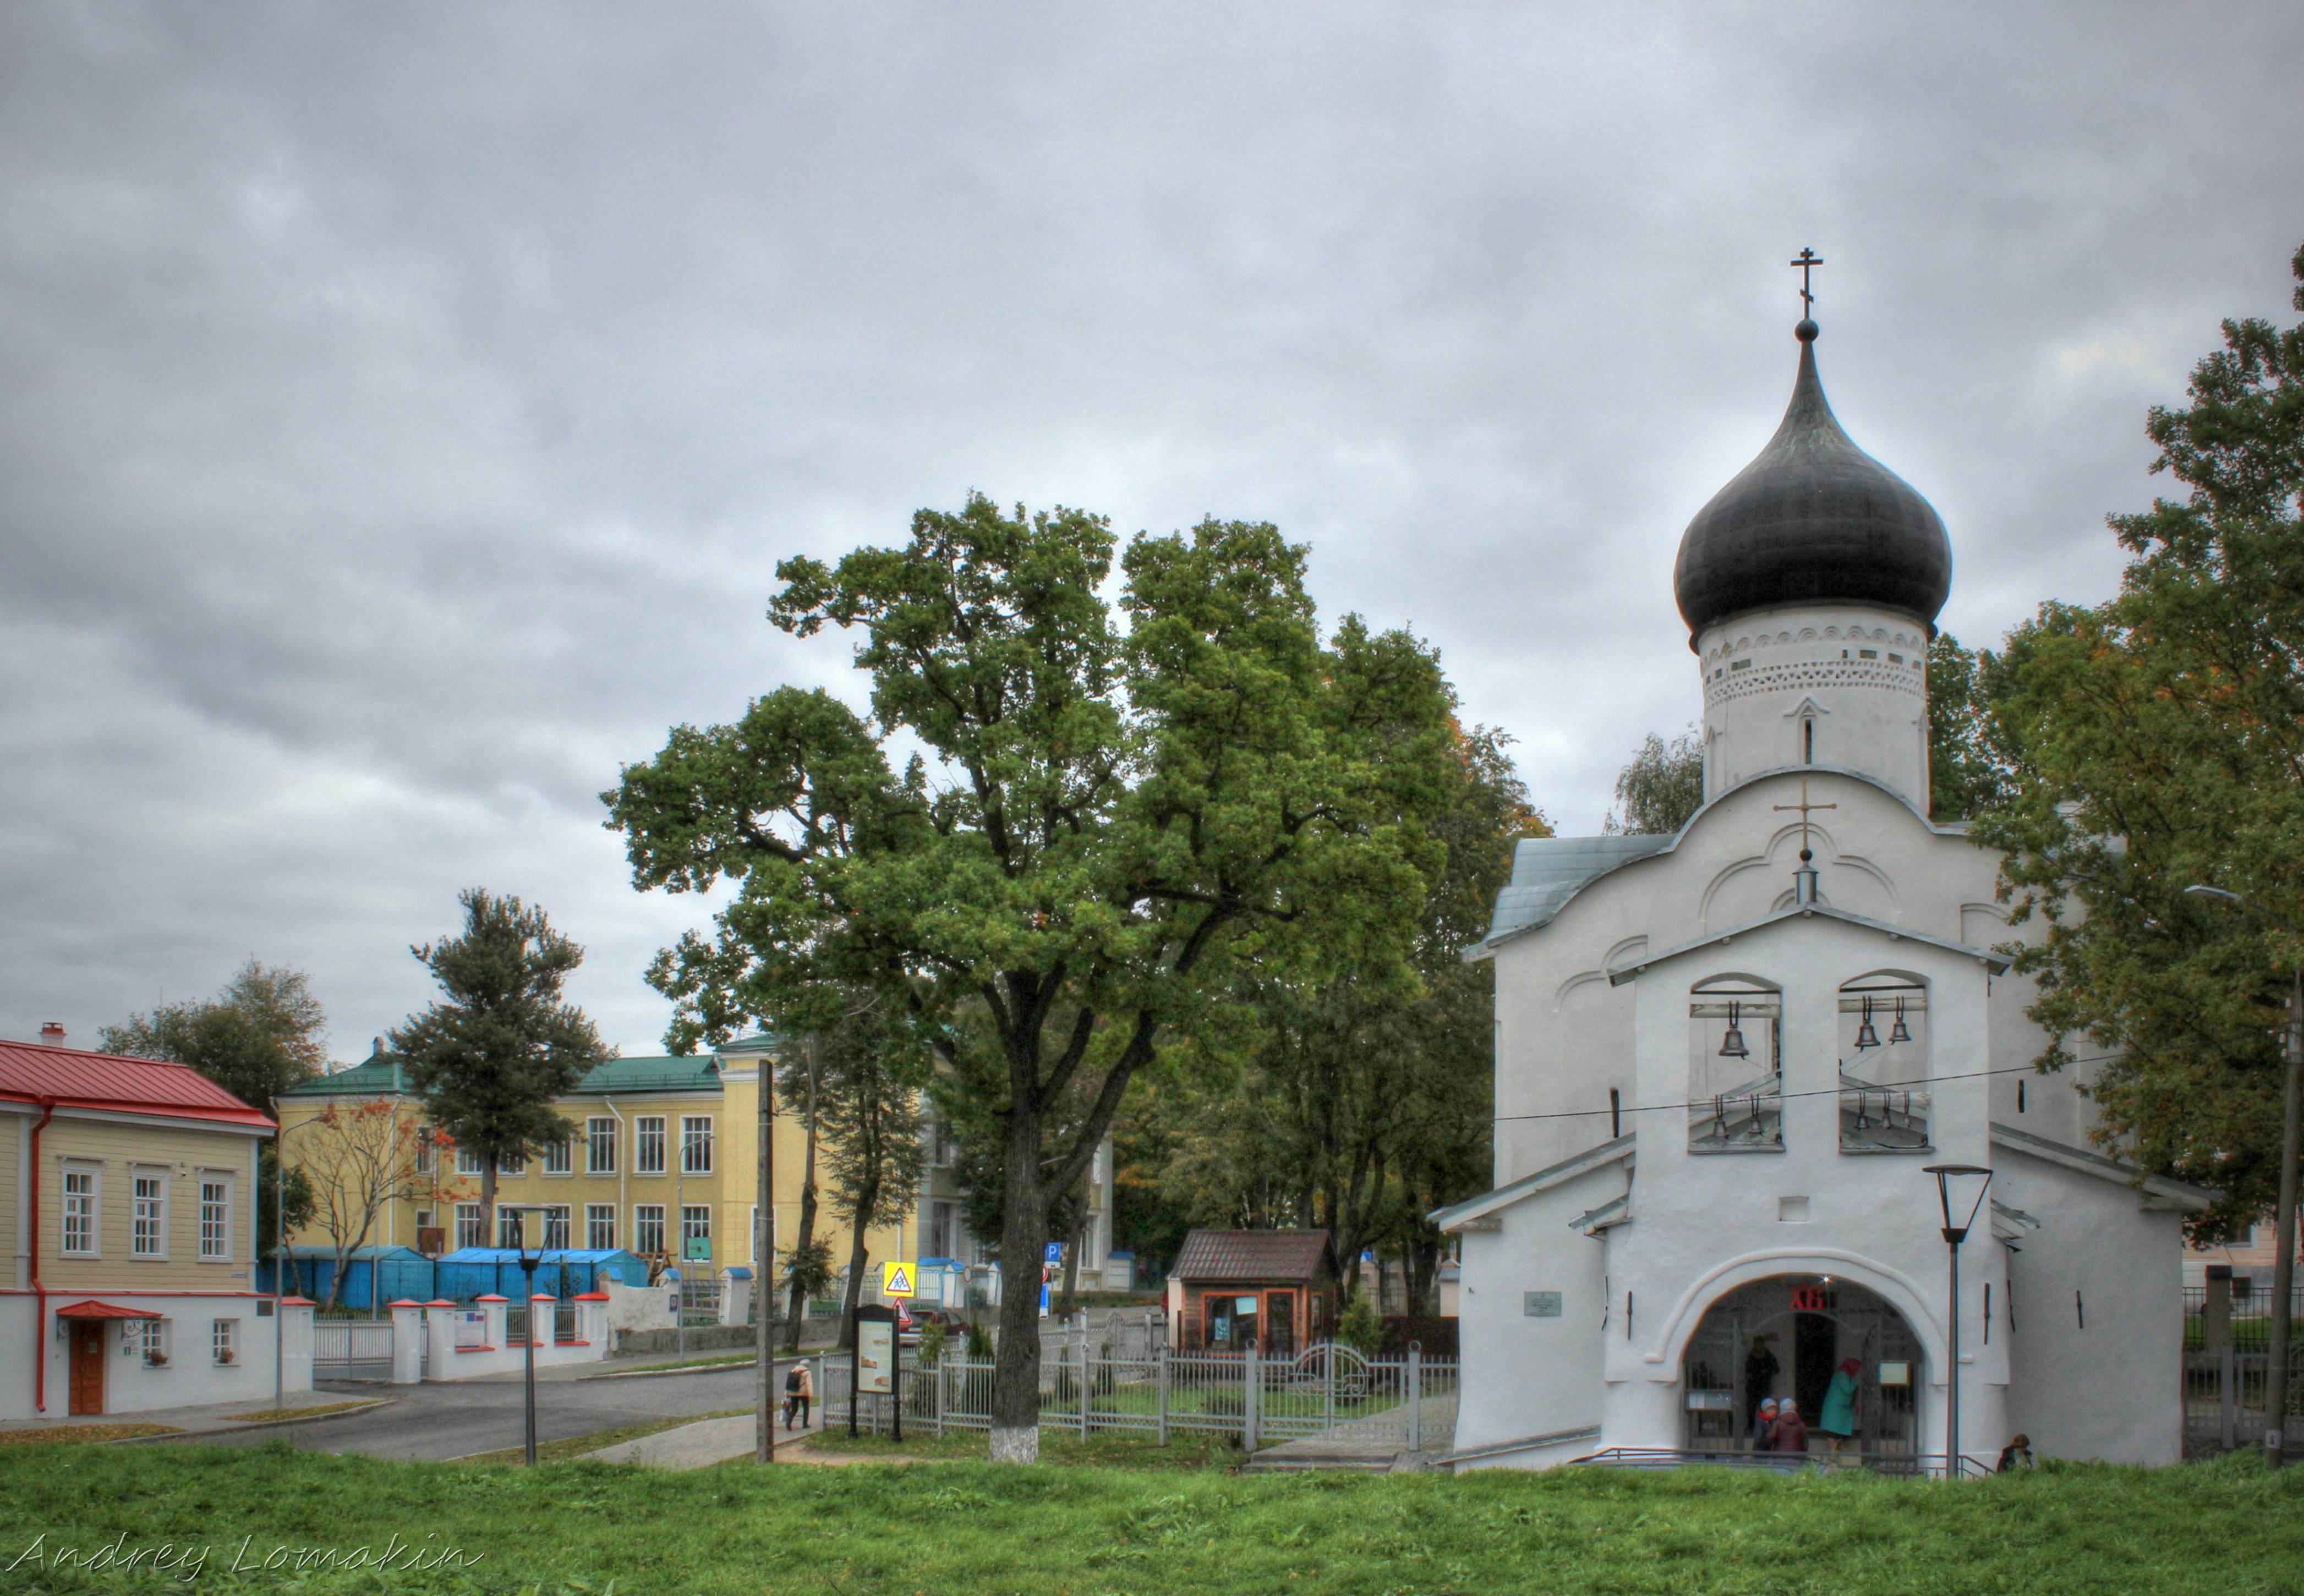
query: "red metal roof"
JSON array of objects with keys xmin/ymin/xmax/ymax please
[
  {"xmin": 1172, "ymin": 1228, "xmax": 1332, "ymax": 1282},
  {"xmin": 0, "ymin": 1040, "xmax": 275, "ymax": 1131},
  {"xmin": 54, "ymin": 1299, "xmax": 165, "ymax": 1319}
]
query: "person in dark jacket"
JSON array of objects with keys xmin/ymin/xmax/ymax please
[
  {"xmin": 1770, "ymin": 1398, "xmax": 1809, "ymax": 1457},
  {"xmin": 1996, "ymin": 1433, "xmax": 2034, "ymax": 1472},
  {"xmin": 1743, "ymin": 1336, "xmax": 1781, "ymax": 1439}
]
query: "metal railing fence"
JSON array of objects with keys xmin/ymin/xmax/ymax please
[{"xmin": 824, "ymin": 1340, "xmax": 1457, "ymax": 1450}]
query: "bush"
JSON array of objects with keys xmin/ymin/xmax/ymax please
[
  {"xmin": 917, "ymin": 1320, "xmax": 949, "ymax": 1369},
  {"xmin": 965, "ymin": 1320, "xmax": 995, "ymax": 1360},
  {"xmin": 1337, "ymin": 1292, "xmax": 1383, "ymax": 1356}
]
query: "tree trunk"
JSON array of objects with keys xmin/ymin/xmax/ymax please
[
  {"xmin": 838, "ymin": 1172, "xmax": 878, "ymax": 1352},
  {"xmin": 784, "ymin": 1046, "xmax": 820, "ymax": 1353},
  {"xmin": 1056, "ymin": 1200, "xmax": 1085, "ymax": 1320},
  {"xmin": 989, "ymin": 1096, "xmax": 1052, "ymax": 1462},
  {"xmin": 480, "ymin": 1164, "xmax": 497, "ymax": 1253}
]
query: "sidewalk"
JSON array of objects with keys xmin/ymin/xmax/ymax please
[
  {"xmin": 585, "ymin": 1406, "xmax": 849, "ymax": 1469},
  {"xmin": 0, "ymin": 1392, "xmax": 388, "ymax": 1440}
]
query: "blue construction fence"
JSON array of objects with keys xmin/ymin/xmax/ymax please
[{"xmin": 257, "ymin": 1246, "xmax": 649, "ymax": 1308}]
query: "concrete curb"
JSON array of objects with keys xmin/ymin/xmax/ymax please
[{"xmin": 113, "ymin": 1400, "xmax": 395, "ymax": 1445}]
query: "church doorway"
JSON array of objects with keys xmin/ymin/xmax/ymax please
[{"xmin": 1679, "ymin": 1275, "xmax": 1920, "ymax": 1458}]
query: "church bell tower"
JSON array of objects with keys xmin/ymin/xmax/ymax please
[{"xmin": 1671, "ymin": 268, "xmax": 1952, "ymax": 813}]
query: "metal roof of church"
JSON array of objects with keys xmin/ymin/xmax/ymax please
[
  {"xmin": 1477, "ymin": 834, "xmax": 1673, "ymax": 951},
  {"xmin": 0, "ymin": 1039, "xmax": 275, "ymax": 1129}
]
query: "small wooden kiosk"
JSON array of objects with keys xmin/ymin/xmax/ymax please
[{"xmin": 1169, "ymin": 1229, "xmax": 1332, "ymax": 1355}]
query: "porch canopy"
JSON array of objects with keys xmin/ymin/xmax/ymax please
[{"xmin": 54, "ymin": 1300, "xmax": 163, "ymax": 1319}]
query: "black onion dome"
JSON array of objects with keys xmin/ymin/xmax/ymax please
[{"xmin": 1673, "ymin": 325, "xmax": 1951, "ymax": 641}]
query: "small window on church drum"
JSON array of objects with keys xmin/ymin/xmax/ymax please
[
  {"xmin": 1840, "ymin": 977, "xmax": 1930, "ymax": 1153},
  {"xmin": 1688, "ymin": 979, "xmax": 1782, "ymax": 1153}
]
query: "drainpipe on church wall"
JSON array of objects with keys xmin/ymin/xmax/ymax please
[{"xmin": 27, "ymin": 1099, "xmax": 55, "ymax": 1412}]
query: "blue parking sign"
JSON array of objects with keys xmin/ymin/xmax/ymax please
[{"xmin": 1045, "ymin": 1242, "xmax": 1065, "ymax": 1264}]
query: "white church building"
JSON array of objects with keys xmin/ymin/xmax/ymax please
[{"xmin": 1439, "ymin": 309, "xmax": 2210, "ymax": 1472}]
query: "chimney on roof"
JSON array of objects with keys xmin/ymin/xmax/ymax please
[{"xmin": 39, "ymin": 1022, "xmax": 65, "ymax": 1044}]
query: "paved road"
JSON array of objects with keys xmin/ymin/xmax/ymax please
[{"xmin": 169, "ymin": 1361, "xmax": 798, "ymax": 1462}]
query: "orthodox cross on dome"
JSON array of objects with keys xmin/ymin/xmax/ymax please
[
  {"xmin": 1789, "ymin": 248, "xmax": 1824, "ymax": 320},
  {"xmin": 1774, "ymin": 775, "xmax": 1836, "ymax": 871}
]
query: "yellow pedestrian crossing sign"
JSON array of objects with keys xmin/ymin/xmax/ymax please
[{"xmin": 882, "ymin": 1260, "xmax": 915, "ymax": 1298}]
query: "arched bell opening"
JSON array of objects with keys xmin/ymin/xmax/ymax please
[
  {"xmin": 1840, "ymin": 971, "xmax": 1931, "ymax": 1152},
  {"xmin": 1679, "ymin": 1273, "xmax": 1923, "ymax": 1460}
]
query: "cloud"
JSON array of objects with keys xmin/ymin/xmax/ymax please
[{"xmin": 2, "ymin": 0, "xmax": 2299, "ymax": 1052}]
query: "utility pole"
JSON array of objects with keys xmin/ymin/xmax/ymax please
[
  {"xmin": 757, "ymin": 1054, "xmax": 776, "ymax": 1463},
  {"xmin": 2268, "ymin": 967, "xmax": 2302, "ymax": 1466}
]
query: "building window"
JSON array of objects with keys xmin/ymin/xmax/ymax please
[
  {"xmin": 681, "ymin": 1116, "xmax": 713, "ymax": 1175},
  {"xmin": 543, "ymin": 1135, "xmax": 572, "ymax": 1175},
  {"xmin": 586, "ymin": 1204, "xmax": 616, "ymax": 1251},
  {"xmin": 497, "ymin": 1151, "xmax": 527, "ymax": 1179},
  {"xmin": 133, "ymin": 1172, "xmax": 168, "ymax": 1257},
  {"xmin": 61, "ymin": 1167, "xmax": 98, "ymax": 1255},
  {"xmin": 928, "ymin": 1201, "xmax": 956, "ymax": 1260},
  {"xmin": 680, "ymin": 1206, "xmax": 711, "ymax": 1260},
  {"xmin": 415, "ymin": 1209, "xmax": 434, "ymax": 1231},
  {"xmin": 544, "ymin": 1206, "xmax": 571, "ymax": 1249},
  {"xmin": 127, "ymin": 1318, "xmax": 172, "ymax": 1366},
  {"xmin": 212, "ymin": 1318, "xmax": 239, "ymax": 1365},
  {"xmin": 455, "ymin": 1204, "xmax": 485, "ymax": 1249},
  {"xmin": 636, "ymin": 1117, "xmax": 666, "ymax": 1174},
  {"xmin": 457, "ymin": 1147, "xmax": 483, "ymax": 1176},
  {"xmin": 1688, "ymin": 979, "xmax": 1783, "ymax": 1152},
  {"xmin": 587, "ymin": 1117, "xmax": 617, "ymax": 1173},
  {"xmin": 414, "ymin": 1128, "xmax": 435, "ymax": 1174},
  {"xmin": 634, "ymin": 1205, "xmax": 666, "ymax": 1256},
  {"xmin": 199, "ymin": 1179, "xmax": 232, "ymax": 1260}
]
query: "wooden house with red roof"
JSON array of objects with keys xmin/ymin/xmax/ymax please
[
  {"xmin": 1167, "ymin": 1229, "xmax": 1333, "ymax": 1355},
  {"xmin": 2, "ymin": 1032, "xmax": 314, "ymax": 1419}
]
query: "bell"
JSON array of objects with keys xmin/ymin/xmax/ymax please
[
  {"xmin": 1853, "ymin": 995, "xmax": 1880, "ymax": 1050},
  {"xmin": 1887, "ymin": 997, "xmax": 1912, "ymax": 1045},
  {"xmin": 1717, "ymin": 1000, "xmax": 1750, "ymax": 1059}
]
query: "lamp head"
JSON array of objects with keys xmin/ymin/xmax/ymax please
[{"xmin": 1922, "ymin": 1163, "xmax": 1993, "ymax": 1244}]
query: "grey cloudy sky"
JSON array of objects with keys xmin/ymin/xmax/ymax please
[{"xmin": 3, "ymin": 2, "xmax": 2300, "ymax": 1060}]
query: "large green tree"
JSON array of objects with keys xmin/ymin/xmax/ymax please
[
  {"xmin": 103, "ymin": 960, "xmax": 325, "ymax": 1254},
  {"xmin": 390, "ymin": 889, "xmax": 614, "ymax": 1247},
  {"xmin": 1157, "ymin": 722, "xmax": 1542, "ymax": 1313},
  {"xmin": 606, "ymin": 495, "xmax": 1452, "ymax": 1461},
  {"xmin": 1972, "ymin": 242, "xmax": 2304, "ymax": 1238},
  {"xmin": 1606, "ymin": 729, "xmax": 1704, "ymax": 835}
]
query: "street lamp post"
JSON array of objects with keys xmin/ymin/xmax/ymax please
[
  {"xmin": 756, "ymin": 1058, "xmax": 775, "ymax": 1465},
  {"xmin": 510, "ymin": 1209, "xmax": 541, "ymax": 1467},
  {"xmin": 2186, "ymin": 883, "xmax": 2303, "ymax": 1466},
  {"xmin": 1923, "ymin": 1163, "xmax": 1993, "ymax": 1477}
]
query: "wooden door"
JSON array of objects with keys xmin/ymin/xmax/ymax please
[{"xmin": 68, "ymin": 1322, "xmax": 105, "ymax": 1416}]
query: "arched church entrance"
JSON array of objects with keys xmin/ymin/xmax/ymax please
[{"xmin": 1680, "ymin": 1274, "xmax": 1922, "ymax": 1458}]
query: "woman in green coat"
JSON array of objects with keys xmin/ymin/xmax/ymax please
[{"xmin": 1814, "ymin": 1358, "xmax": 1862, "ymax": 1455}]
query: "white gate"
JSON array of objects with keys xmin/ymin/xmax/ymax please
[{"xmin": 311, "ymin": 1320, "xmax": 395, "ymax": 1380}]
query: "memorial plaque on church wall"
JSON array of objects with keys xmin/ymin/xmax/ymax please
[{"xmin": 1524, "ymin": 1291, "xmax": 1562, "ymax": 1318}]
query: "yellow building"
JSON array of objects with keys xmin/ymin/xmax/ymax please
[{"xmin": 277, "ymin": 1041, "xmax": 907, "ymax": 1295}]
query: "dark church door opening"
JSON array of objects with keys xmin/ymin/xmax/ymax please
[{"xmin": 1680, "ymin": 1275, "xmax": 1920, "ymax": 1459}]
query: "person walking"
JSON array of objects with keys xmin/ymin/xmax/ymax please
[
  {"xmin": 786, "ymin": 1358, "xmax": 814, "ymax": 1431},
  {"xmin": 782, "ymin": 1361, "xmax": 804, "ymax": 1430}
]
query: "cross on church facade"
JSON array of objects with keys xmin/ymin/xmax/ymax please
[
  {"xmin": 1789, "ymin": 247, "xmax": 1823, "ymax": 317},
  {"xmin": 1773, "ymin": 775, "xmax": 1836, "ymax": 862}
]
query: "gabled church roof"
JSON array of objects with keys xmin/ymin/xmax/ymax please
[
  {"xmin": 1990, "ymin": 1121, "xmax": 2214, "ymax": 1212},
  {"xmin": 1605, "ymin": 902, "xmax": 2010, "ymax": 985},
  {"xmin": 1429, "ymin": 1133, "xmax": 1634, "ymax": 1232},
  {"xmin": 1475, "ymin": 835, "xmax": 1674, "ymax": 954}
]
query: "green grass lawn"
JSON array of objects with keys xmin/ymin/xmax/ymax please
[{"xmin": 1, "ymin": 1443, "xmax": 2300, "ymax": 1595}]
